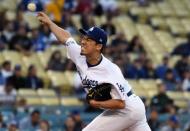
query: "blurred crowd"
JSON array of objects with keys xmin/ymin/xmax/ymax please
[{"xmin": 0, "ymin": 0, "xmax": 189, "ymax": 131}]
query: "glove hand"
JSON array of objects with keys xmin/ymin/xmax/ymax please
[
  {"xmin": 86, "ymin": 83, "xmax": 112, "ymax": 102},
  {"xmin": 86, "ymin": 88, "xmax": 95, "ymax": 102}
]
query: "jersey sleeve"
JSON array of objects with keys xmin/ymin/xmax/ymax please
[{"xmin": 65, "ymin": 37, "xmax": 81, "ymax": 64}]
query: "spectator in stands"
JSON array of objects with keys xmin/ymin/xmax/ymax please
[
  {"xmin": 39, "ymin": 120, "xmax": 50, "ymax": 131},
  {"xmin": 150, "ymin": 81, "xmax": 173, "ymax": 113},
  {"xmin": 75, "ymin": 0, "xmax": 93, "ymax": 14},
  {"xmin": 160, "ymin": 115, "xmax": 180, "ymax": 131},
  {"xmin": 124, "ymin": 58, "xmax": 146, "ymax": 79},
  {"xmin": 30, "ymin": 28, "xmax": 47, "ymax": 52},
  {"xmin": 144, "ymin": 59, "xmax": 156, "ymax": 79},
  {"xmin": 101, "ymin": 16, "xmax": 116, "ymax": 36},
  {"xmin": 0, "ymin": 12, "xmax": 6, "ymax": 31},
  {"xmin": 64, "ymin": 0, "xmax": 77, "ymax": 12},
  {"xmin": 47, "ymin": 50, "xmax": 66, "ymax": 71},
  {"xmin": 1, "ymin": 21, "xmax": 15, "ymax": 46},
  {"xmin": 161, "ymin": 116, "xmax": 180, "ymax": 131},
  {"xmin": 25, "ymin": 65, "xmax": 44, "ymax": 89},
  {"xmin": 98, "ymin": 0, "xmax": 118, "ymax": 14},
  {"xmin": 8, "ymin": 65, "xmax": 25, "ymax": 90},
  {"xmin": 19, "ymin": 110, "xmax": 41, "ymax": 131},
  {"xmin": 163, "ymin": 69, "xmax": 180, "ymax": 91},
  {"xmin": 39, "ymin": 25, "xmax": 57, "ymax": 46},
  {"xmin": 0, "ymin": 113, "xmax": 7, "ymax": 128},
  {"xmin": 155, "ymin": 55, "xmax": 179, "ymax": 80},
  {"xmin": 172, "ymin": 33, "xmax": 190, "ymax": 56},
  {"xmin": 80, "ymin": 12, "xmax": 95, "ymax": 30},
  {"xmin": 0, "ymin": 77, "xmax": 17, "ymax": 106},
  {"xmin": 148, "ymin": 109, "xmax": 160, "ymax": 131},
  {"xmin": 61, "ymin": 10, "xmax": 77, "ymax": 35},
  {"xmin": 137, "ymin": 0, "xmax": 149, "ymax": 6},
  {"xmin": 185, "ymin": 120, "xmax": 190, "ymax": 131},
  {"xmin": 64, "ymin": 116, "xmax": 75, "ymax": 131},
  {"xmin": 9, "ymin": 24, "xmax": 32, "ymax": 55},
  {"xmin": 71, "ymin": 110, "xmax": 85, "ymax": 131},
  {"xmin": 174, "ymin": 54, "xmax": 190, "ymax": 79},
  {"xmin": 93, "ymin": 0, "xmax": 104, "ymax": 16},
  {"xmin": 127, "ymin": 35, "xmax": 146, "ymax": 54},
  {"xmin": 111, "ymin": 32, "xmax": 128, "ymax": 47},
  {"xmin": 1, "ymin": 61, "xmax": 13, "ymax": 79},
  {"xmin": 182, "ymin": 69, "xmax": 190, "ymax": 91},
  {"xmin": 45, "ymin": 0, "xmax": 64, "ymax": 24},
  {"xmin": 8, "ymin": 121, "xmax": 18, "ymax": 131},
  {"xmin": 0, "ymin": 71, "xmax": 5, "ymax": 86},
  {"xmin": 155, "ymin": 55, "xmax": 170, "ymax": 79},
  {"xmin": 16, "ymin": 98, "xmax": 28, "ymax": 114}
]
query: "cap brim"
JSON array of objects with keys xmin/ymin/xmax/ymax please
[{"xmin": 79, "ymin": 29, "xmax": 88, "ymax": 35}]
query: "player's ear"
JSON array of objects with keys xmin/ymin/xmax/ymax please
[{"xmin": 96, "ymin": 44, "xmax": 103, "ymax": 52}]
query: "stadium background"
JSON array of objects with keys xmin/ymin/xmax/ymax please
[{"xmin": 0, "ymin": 0, "xmax": 190, "ymax": 130}]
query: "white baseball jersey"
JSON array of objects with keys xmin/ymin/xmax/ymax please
[
  {"xmin": 65, "ymin": 37, "xmax": 133, "ymax": 105},
  {"xmin": 65, "ymin": 37, "xmax": 151, "ymax": 131}
]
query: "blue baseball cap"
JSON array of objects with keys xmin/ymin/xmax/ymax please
[{"xmin": 79, "ymin": 27, "xmax": 107, "ymax": 46}]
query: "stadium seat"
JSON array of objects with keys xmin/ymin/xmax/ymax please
[
  {"xmin": 61, "ymin": 97, "xmax": 83, "ymax": 106},
  {"xmin": 71, "ymin": 15, "xmax": 81, "ymax": 29},
  {"xmin": 184, "ymin": 92, "xmax": 190, "ymax": 100},
  {"xmin": 127, "ymin": 80, "xmax": 148, "ymax": 97},
  {"xmin": 37, "ymin": 89, "xmax": 60, "ymax": 105},
  {"xmin": 181, "ymin": 18, "xmax": 190, "ymax": 33},
  {"xmin": 2, "ymin": 51, "xmax": 26, "ymax": 70},
  {"xmin": 175, "ymin": 37, "xmax": 187, "ymax": 45},
  {"xmin": 157, "ymin": 2, "xmax": 175, "ymax": 17},
  {"xmin": 22, "ymin": 53, "xmax": 43, "ymax": 71},
  {"xmin": 1, "ymin": 0, "xmax": 18, "ymax": 11},
  {"xmin": 0, "ymin": 53, "xmax": 5, "ymax": 65},
  {"xmin": 47, "ymin": 71, "xmax": 74, "ymax": 94},
  {"xmin": 139, "ymin": 79, "xmax": 158, "ymax": 98},
  {"xmin": 145, "ymin": 3, "xmax": 160, "ymax": 17},
  {"xmin": 166, "ymin": 18, "xmax": 186, "ymax": 36},
  {"xmin": 17, "ymin": 89, "xmax": 41, "ymax": 105},
  {"xmin": 112, "ymin": 16, "xmax": 137, "ymax": 41},
  {"xmin": 49, "ymin": 45, "xmax": 67, "ymax": 58},
  {"xmin": 37, "ymin": 52, "xmax": 51, "ymax": 68},
  {"xmin": 174, "ymin": 100, "xmax": 188, "ymax": 109},
  {"xmin": 150, "ymin": 17, "xmax": 168, "ymax": 29},
  {"xmin": 139, "ymin": 79, "xmax": 157, "ymax": 90},
  {"xmin": 169, "ymin": 56, "xmax": 181, "ymax": 68},
  {"xmin": 155, "ymin": 30, "xmax": 176, "ymax": 52},
  {"xmin": 166, "ymin": 91, "xmax": 185, "ymax": 100}
]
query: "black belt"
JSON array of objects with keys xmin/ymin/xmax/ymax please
[{"xmin": 127, "ymin": 90, "xmax": 133, "ymax": 97}]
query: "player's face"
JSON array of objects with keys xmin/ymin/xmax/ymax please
[{"xmin": 80, "ymin": 36, "xmax": 101, "ymax": 55}]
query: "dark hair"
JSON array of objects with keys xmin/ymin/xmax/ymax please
[
  {"xmin": 50, "ymin": 50, "xmax": 62, "ymax": 60},
  {"xmin": 2, "ymin": 61, "xmax": 11, "ymax": 68},
  {"xmin": 28, "ymin": 65, "xmax": 35, "ymax": 71},
  {"xmin": 31, "ymin": 110, "xmax": 40, "ymax": 116},
  {"xmin": 166, "ymin": 68, "xmax": 173, "ymax": 74}
]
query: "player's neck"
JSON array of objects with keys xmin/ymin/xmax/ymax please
[{"xmin": 86, "ymin": 53, "xmax": 102, "ymax": 66}]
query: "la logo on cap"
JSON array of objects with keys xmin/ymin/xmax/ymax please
[{"xmin": 89, "ymin": 27, "xmax": 94, "ymax": 31}]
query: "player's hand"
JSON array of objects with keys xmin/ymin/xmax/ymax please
[
  {"xmin": 37, "ymin": 12, "xmax": 52, "ymax": 26},
  {"xmin": 89, "ymin": 100, "xmax": 99, "ymax": 108}
]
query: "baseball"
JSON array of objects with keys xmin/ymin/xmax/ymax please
[{"xmin": 27, "ymin": 3, "xmax": 36, "ymax": 12}]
